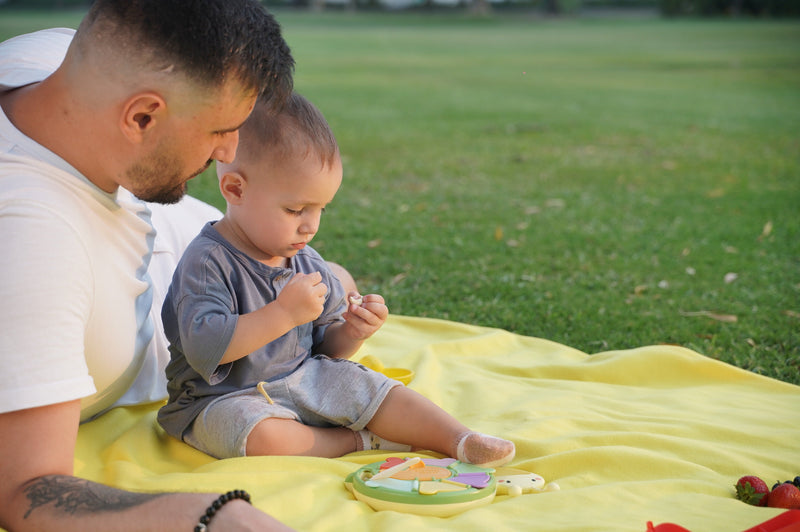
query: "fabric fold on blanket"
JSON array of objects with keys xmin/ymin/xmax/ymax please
[{"xmin": 37, "ymin": 316, "xmax": 800, "ymax": 531}]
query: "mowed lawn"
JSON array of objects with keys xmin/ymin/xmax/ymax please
[{"xmin": 2, "ymin": 10, "xmax": 798, "ymax": 384}]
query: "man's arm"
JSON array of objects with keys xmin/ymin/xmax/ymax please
[{"xmin": 0, "ymin": 401, "xmax": 293, "ymax": 532}]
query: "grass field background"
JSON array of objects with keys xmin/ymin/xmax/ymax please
[{"xmin": 1, "ymin": 10, "xmax": 798, "ymax": 384}]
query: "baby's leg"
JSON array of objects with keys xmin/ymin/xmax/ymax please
[
  {"xmin": 366, "ymin": 386, "xmax": 515, "ymax": 468},
  {"xmin": 246, "ymin": 418, "xmax": 358, "ymax": 457}
]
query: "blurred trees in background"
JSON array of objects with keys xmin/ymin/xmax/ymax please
[
  {"xmin": 657, "ymin": 0, "xmax": 800, "ymax": 15},
  {"xmin": 0, "ymin": 0, "xmax": 797, "ymax": 20},
  {"xmin": 301, "ymin": 0, "xmax": 799, "ymax": 16}
]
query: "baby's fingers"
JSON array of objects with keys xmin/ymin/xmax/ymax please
[
  {"xmin": 350, "ymin": 300, "xmax": 388, "ymax": 325},
  {"xmin": 362, "ymin": 295, "xmax": 388, "ymax": 321}
]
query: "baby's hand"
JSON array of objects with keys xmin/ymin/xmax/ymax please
[
  {"xmin": 343, "ymin": 292, "xmax": 388, "ymax": 340},
  {"xmin": 276, "ymin": 272, "xmax": 327, "ymax": 326}
]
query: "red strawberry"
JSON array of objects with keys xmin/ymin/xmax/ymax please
[
  {"xmin": 767, "ymin": 483, "xmax": 800, "ymax": 509},
  {"xmin": 735, "ymin": 476, "xmax": 769, "ymax": 506}
]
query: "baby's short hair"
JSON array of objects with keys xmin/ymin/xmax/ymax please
[{"xmin": 235, "ymin": 92, "xmax": 339, "ymax": 171}]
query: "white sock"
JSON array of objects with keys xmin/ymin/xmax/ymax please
[
  {"xmin": 455, "ymin": 431, "xmax": 515, "ymax": 468},
  {"xmin": 356, "ymin": 430, "xmax": 412, "ymax": 452}
]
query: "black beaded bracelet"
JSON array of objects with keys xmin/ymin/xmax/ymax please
[{"xmin": 194, "ymin": 490, "xmax": 252, "ymax": 532}]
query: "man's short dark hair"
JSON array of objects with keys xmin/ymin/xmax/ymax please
[{"xmin": 79, "ymin": 0, "xmax": 294, "ymax": 107}]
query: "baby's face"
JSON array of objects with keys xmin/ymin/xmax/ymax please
[{"xmin": 236, "ymin": 153, "xmax": 343, "ymax": 267}]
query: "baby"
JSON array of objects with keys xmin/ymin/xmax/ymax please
[{"xmin": 157, "ymin": 92, "xmax": 515, "ymax": 468}]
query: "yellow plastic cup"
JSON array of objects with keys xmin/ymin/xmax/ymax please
[
  {"xmin": 382, "ymin": 367, "xmax": 415, "ymax": 386},
  {"xmin": 358, "ymin": 354, "xmax": 385, "ymax": 372},
  {"xmin": 358, "ymin": 355, "xmax": 414, "ymax": 385}
]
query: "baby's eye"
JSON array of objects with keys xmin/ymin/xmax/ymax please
[{"xmin": 285, "ymin": 208, "xmax": 303, "ymax": 215}]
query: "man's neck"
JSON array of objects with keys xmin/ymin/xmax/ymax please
[{"xmin": 0, "ymin": 75, "xmax": 120, "ymax": 194}]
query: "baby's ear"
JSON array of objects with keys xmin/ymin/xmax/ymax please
[{"xmin": 218, "ymin": 171, "xmax": 246, "ymax": 204}]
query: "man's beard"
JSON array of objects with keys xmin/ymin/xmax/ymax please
[{"xmin": 125, "ymin": 145, "xmax": 212, "ymax": 204}]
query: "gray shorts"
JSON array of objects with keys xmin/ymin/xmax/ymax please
[{"xmin": 185, "ymin": 355, "xmax": 401, "ymax": 459}]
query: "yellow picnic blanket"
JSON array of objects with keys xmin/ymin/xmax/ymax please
[{"xmin": 72, "ymin": 316, "xmax": 798, "ymax": 531}]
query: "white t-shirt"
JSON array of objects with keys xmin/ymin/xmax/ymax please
[
  {"xmin": 0, "ymin": 28, "xmax": 221, "ymax": 420},
  {"xmin": 117, "ymin": 197, "xmax": 222, "ymax": 409}
]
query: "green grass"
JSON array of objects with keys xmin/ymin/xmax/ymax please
[{"xmin": 2, "ymin": 10, "xmax": 798, "ymax": 384}]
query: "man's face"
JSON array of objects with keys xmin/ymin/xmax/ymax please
[
  {"xmin": 124, "ymin": 79, "xmax": 256, "ymax": 204},
  {"xmin": 123, "ymin": 140, "xmax": 208, "ymax": 204}
]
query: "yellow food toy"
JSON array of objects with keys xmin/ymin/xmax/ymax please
[{"xmin": 493, "ymin": 468, "xmax": 561, "ymax": 496}]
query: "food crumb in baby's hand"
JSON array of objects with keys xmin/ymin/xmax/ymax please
[{"xmin": 349, "ymin": 294, "xmax": 363, "ymax": 306}]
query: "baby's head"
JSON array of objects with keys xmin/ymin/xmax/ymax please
[
  {"xmin": 215, "ymin": 92, "xmax": 343, "ymax": 265},
  {"xmin": 217, "ymin": 91, "xmax": 340, "ymax": 184}
]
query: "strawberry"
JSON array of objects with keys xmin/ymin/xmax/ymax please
[
  {"xmin": 735, "ymin": 476, "xmax": 769, "ymax": 506},
  {"xmin": 767, "ymin": 482, "xmax": 800, "ymax": 509}
]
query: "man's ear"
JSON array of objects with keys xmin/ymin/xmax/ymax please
[
  {"xmin": 219, "ymin": 171, "xmax": 247, "ymax": 205},
  {"xmin": 120, "ymin": 92, "xmax": 166, "ymax": 143}
]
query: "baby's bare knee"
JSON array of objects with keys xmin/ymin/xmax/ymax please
[{"xmin": 245, "ymin": 418, "xmax": 296, "ymax": 456}]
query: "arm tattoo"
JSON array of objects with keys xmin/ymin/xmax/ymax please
[{"xmin": 23, "ymin": 475, "xmax": 165, "ymax": 519}]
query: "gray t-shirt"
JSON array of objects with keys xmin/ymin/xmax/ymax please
[{"xmin": 157, "ymin": 222, "xmax": 346, "ymax": 439}]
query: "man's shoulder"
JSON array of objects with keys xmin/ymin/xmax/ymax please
[
  {"xmin": 0, "ymin": 164, "xmax": 93, "ymax": 230},
  {"xmin": 149, "ymin": 197, "xmax": 221, "ymax": 255}
]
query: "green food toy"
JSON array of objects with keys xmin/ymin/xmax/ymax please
[{"xmin": 345, "ymin": 457, "xmax": 554, "ymax": 517}]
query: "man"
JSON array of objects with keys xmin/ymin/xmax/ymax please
[{"xmin": 0, "ymin": 1, "xmax": 297, "ymax": 530}]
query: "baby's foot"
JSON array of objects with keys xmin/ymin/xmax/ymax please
[{"xmin": 455, "ymin": 432, "xmax": 515, "ymax": 468}]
